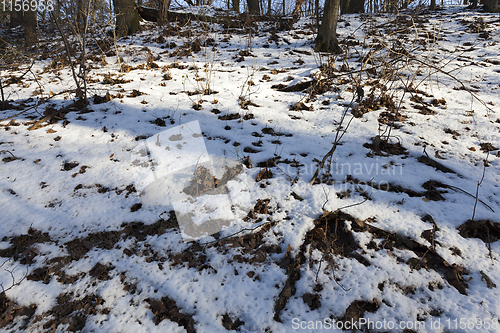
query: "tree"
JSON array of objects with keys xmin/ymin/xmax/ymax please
[
  {"xmin": 76, "ymin": 0, "xmax": 84, "ymax": 30},
  {"xmin": 9, "ymin": 10, "xmax": 22, "ymax": 27},
  {"xmin": 483, "ymin": 0, "xmax": 499, "ymax": 11},
  {"xmin": 340, "ymin": 0, "xmax": 365, "ymax": 13},
  {"xmin": 292, "ymin": 0, "xmax": 307, "ymax": 16},
  {"xmin": 232, "ymin": 0, "xmax": 240, "ymax": 12},
  {"xmin": 315, "ymin": 0, "xmax": 341, "ymax": 53},
  {"xmin": 113, "ymin": 0, "xmax": 142, "ymax": 37},
  {"xmin": 158, "ymin": 0, "xmax": 171, "ymax": 25},
  {"xmin": 23, "ymin": 9, "xmax": 37, "ymax": 47},
  {"xmin": 247, "ymin": 0, "xmax": 260, "ymax": 14}
]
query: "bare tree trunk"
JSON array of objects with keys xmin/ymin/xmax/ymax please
[
  {"xmin": 233, "ymin": 0, "xmax": 240, "ymax": 12},
  {"xmin": 267, "ymin": 0, "xmax": 272, "ymax": 14},
  {"xmin": 158, "ymin": 0, "xmax": 171, "ymax": 25},
  {"xmin": 0, "ymin": 74, "xmax": 5, "ymax": 111},
  {"xmin": 341, "ymin": 0, "xmax": 365, "ymax": 13},
  {"xmin": 23, "ymin": 9, "xmax": 37, "ymax": 47},
  {"xmin": 292, "ymin": 0, "xmax": 307, "ymax": 15},
  {"xmin": 315, "ymin": 0, "xmax": 341, "ymax": 53},
  {"xmin": 315, "ymin": 0, "xmax": 319, "ymax": 30},
  {"xmin": 484, "ymin": 0, "xmax": 499, "ymax": 11},
  {"xmin": 248, "ymin": 0, "xmax": 260, "ymax": 14},
  {"xmin": 389, "ymin": 0, "xmax": 396, "ymax": 11},
  {"xmin": 52, "ymin": 0, "xmax": 61, "ymax": 29},
  {"xmin": 10, "ymin": 10, "xmax": 22, "ymax": 27},
  {"xmin": 430, "ymin": 0, "xmax": 436, "ymax": 10},
  {"xmin": 113, "ymin": 0, "xmax": 141, "ymax": 37},
  {"xmin": 77, "ymin": 0, "xmax": 84, "ymax": 31},
  {"xmin": 340, "ymin": 0, "xmax": 349, "ymax": 13}
]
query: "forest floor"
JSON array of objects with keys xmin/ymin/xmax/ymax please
[{"xmin": 1, "ymin": 5, "xmax": 500, "ymax": 332}]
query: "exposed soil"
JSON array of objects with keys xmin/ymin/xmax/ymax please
[
  {"xmin": 0, "ymin": 292, "xmax": 37, "ymax": 330},
  {"xmin": 458, "ymin": 219, "xmax": 500, "ymax": 243},
  {"xmin": 0, "ymin": 228, "xmax": 52, "ymax": 265},
  {"xmin": 147, "ymin": 296, "xmax": 195, "ymax": 332}
]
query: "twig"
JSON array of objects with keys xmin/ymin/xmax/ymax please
[
  {"xmin": 0, "ymin": 150, "xmax": 16, "ymax": 159},
  {"xmin": 321, "ymin": 185, "xmax": 330, "ymax": 212},
  {"xmin": 0, "ymin": 90, "xmax": 67, "ymax": 124},
  {"xmin": 309, "ymin": 95, "xmax": 356, "ymax": 185},
  {"xmin": 50, "ymin": 11, "xmax": 82, "ymax": 96},
  {"xmin": 471, "ymin": 152, "xmax": 489, "ymax": 222},
  {"xmin": 199, "ymin": 220, "xmax": 275, "ymax": 246},
  {"xmin": 485, "ymin": 224, "xmax": 494, "ymax": 265},
  {"xmin": 331, "ymin": 265, "xmax": 351, "ymax": 292},
  {"xmin": 0, "ymin": 259, "xmax": 29, "ymax": 294}
]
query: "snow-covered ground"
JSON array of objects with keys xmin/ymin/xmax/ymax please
[{"xmin": 1, "ymin": 5, "xmax": 500, "ymax": 332}]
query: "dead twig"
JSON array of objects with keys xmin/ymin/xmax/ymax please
[
  {"xmin": 309, "ymin": 95, "xmax": 356, "ymax": 185},
  {"xmin": 471, "ymin": 152, "xmax": 489, "ymax": 222},
  {"xmin": 0, "ymin": 150, "xmax": 17, "ymax": 159},
  {"xmin": 0, "ymin": 259, "xmax": 29, "ymax": 294}
]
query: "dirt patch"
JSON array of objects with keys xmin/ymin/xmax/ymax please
[
  {"xmin": 421, "ymin": 180, "xmax": 446, "ymax": 201},
  {"xmin": 290, "ymin": 101, "xmax": 313, "ymax": 111},
  {"xmin": 128, "ymin": 89, "xmax": 145, "ymax": 98},
  {"xmin": 302, "ymin": 293, "xmax": 321, "ymax": 310},
  {"xmin": 273, "ymin": 248, "xmax": 305, "ymax": 322},
  {"xmin": 272, "ymin": 80, "xmax": 312, "ymax": 92},
  {"xmin": 256, "ymin": 168, "xmax": 273, "ymax": 182},
  {"xmin": 342, "ymin": 300, "xmax": 379, "ymax": 323},
  {"xmin": 37, "ymin": 293, "xmax": 107, "ymax": 332},
  {"xmin": 130, "ymin": 203, "xmax": 142, "ymax": 212},
  {"xmin": 363, "ymin": 136, "xmax": 408, "ymax": 156},
  {"xmin": 305, "ymin": 211, "xmax": 366, "ymax": 259},
  {"xmin": 102, "ymin": 75, "xmax": 131, "ymax": 85},
  {"xmin": 62, "ymin": 215, "xmax": 178, "ymax": 263},
  {"xmin": 444, "ymin": 128, "xmax": 460, "ymax": 139},
  {"xmin": 182, "ymin": 166, "xmax": 219, "ymax": 196},
  {"xmin": 61, "ymin": 161, "xmax": 79, "ymax": 171},
  {"xmin": 458, "ymin": 220, "xmax": 500, "ymax": 243},
  {"xmin": 479, "ymin": 142, "xmax": 498, "ymax": 153},
  {"xmin": 351, "ymin": 219, "xmax": 468, "ymax": 295},
  {"xmin": 151, "ymin": 117, "xmax": 167, "ymax": 127},
  {"xmin": 92, "ymin": 92, "xmax": 113, "ymax": 104},
  {"xmin": 221, "ymin": 313, "xmax": 245, "ymax": 330},
  {"xmin": 272, "ymin": 79, "xmax": 330, "ymax": 97},
  {"xmin": 244, "ymin": 199, "xmax": 271, "ymax": 222},
  {"xmin": 414, "ymin": 104, "xmax": 437, "ymax": 115},
  {"xmin": 239, "ymin": 98, "xmax": 260, "ymax": 109},
  {"xmin": 243, "ymin": 147, "xmax": 260, "ymax": 153},
  {"xmin": 352, "ymin": 92, "xmax": 396, "ymax": 118},
  {"xmin": 218, "ymin": 113, "xmax": 241, "ymax": 121},
  {"xmin": 417, "ymin": 155, "xmax": 459, "ymax": 174},
  {"xmin": 379, "ymin": 110, "xmax": 408, "ymax": 124},
  {"xmin": 431, "ymin": 98, "xmax": 446, "ymax": 106},
  {"xmin": 89, "ymin": 263, "xmax": 114, "ymax": 281},
  {"xmin": 0, "ymin": 292, "xmax": 37, "ymax": 330},
  {"xmin": 0, "ymin": 228, "xmax": 52, "ymax": 264},
  {"xmin": 274, "ymin": 211, "xmax": 369, "ymax": 322},
  {"xmin": 183, "ymin": 164, "xmax": 244, "ymax": 197},
  {"xmin": 274, "ymin": 208, "xmax": 469, "ymax": 322},
  {"xmin": 65, "ymin": 231, "xmax": 121, "ymax": 261},
  {"xmin": 146, "ymin": 297, "xmax": 195, "ymax": 332}
]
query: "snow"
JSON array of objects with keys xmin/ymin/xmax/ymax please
[{"xmin": 1, "ymin": 5, "xmax": 500, "ymax": 332}]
